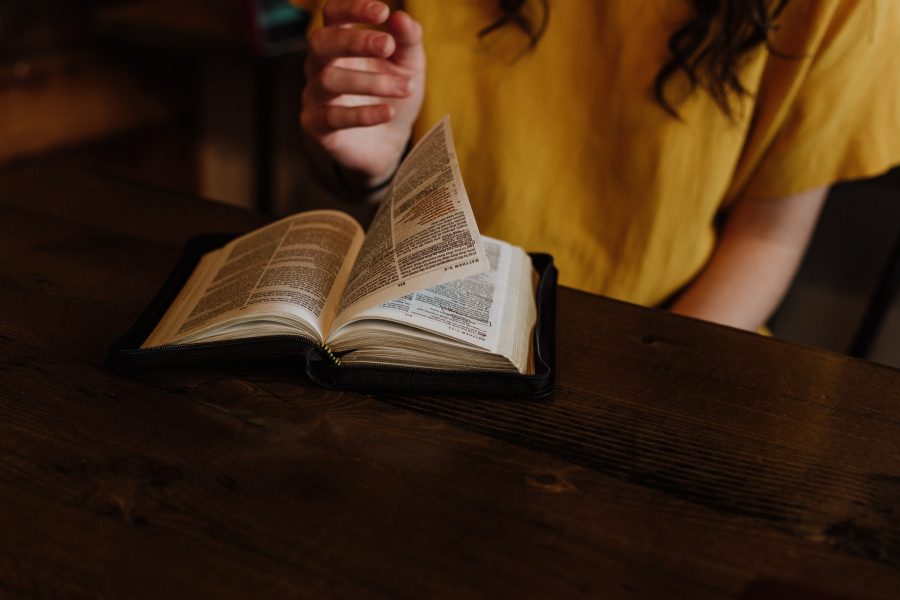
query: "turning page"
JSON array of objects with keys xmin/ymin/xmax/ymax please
[{"xmin": 331, "ymin": 117, "xmax": 489, "ymax": 328}]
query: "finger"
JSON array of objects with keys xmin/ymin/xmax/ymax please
[
  {"xmin": 323, "ymin": 0, "xmax": 388, "ymax": 27},
  {"xmin": 313, "ymin": 65, "xmax": 412, "ymax": 100},
  {"xmin": 386, "ymin": 11, "xmax": 424, "ymax": 70},
  {"xmin": 308, "ymin": 26, "xmax": 395, "ymax": 61},
  {"xmin": 302, "ymin": 104, "xmax": 394, "ymax": 135}
]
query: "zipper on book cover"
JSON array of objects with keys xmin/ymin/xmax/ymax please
[
  {"xmin": 116, "ymin": 337, "xmax": 541, "ymax": 376},
  {"xmin": 114, "ymin": 336, "xmax": 546, "ymax": 385},
  {"xmin": 321, "ymin": 343, "xmax": 342, "ymax": 366}
]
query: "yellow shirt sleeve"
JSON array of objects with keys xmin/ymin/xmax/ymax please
[{"xmin": 727, "ymin": 0, "xmax": 900, "ymax": 203}]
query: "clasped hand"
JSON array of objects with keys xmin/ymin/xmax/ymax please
[{"xmin": 300, "ymin": 0, "xmax": 426, "ymax": 190}]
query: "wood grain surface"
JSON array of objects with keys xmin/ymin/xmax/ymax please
[{"xmin": 1, "ymin": 165, "xmax": 898, "ymax": 599}]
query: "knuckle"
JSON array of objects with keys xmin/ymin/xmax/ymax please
[
  {"xmin": 308, "ymin": 28, "xmax": 327, "ymax": 54},
  {"xmin": 323, "ymin": 107, "xmax": 341, "ymax": 131},
  {"xmin": 323, "ymin": 0, "xmax": 349, "ymax": 20},
  {"xmin": 329, "ymin": 0, "xmax": 361, "ymax": 22},
  {"xmin": 299, "ymin": 109, "xmax": 316, "ymax": 133},
  {"xmin": 302, "ymin": 56, "xmax": 315, "ymax": 78},
  {"xmin": 317, "ymin": 66, "xmax": 338, "ymax": 93}
]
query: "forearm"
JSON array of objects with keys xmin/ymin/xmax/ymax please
[{"xmin": 671, "ymin": 187, "xmax": 828, "ymax": 331}]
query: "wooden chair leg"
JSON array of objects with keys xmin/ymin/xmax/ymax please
[{"xmin": 849, "ymin": 228, "xmax": 900, "ymax": 359}]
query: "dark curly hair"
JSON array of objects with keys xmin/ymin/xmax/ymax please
[{"xmin": 479, "ymin": 0, "xmax": 791, "ymax": 118}]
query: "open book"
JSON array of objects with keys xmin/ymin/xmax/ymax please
[{"xmin": 143, "ymin": 117, "xmax": 538, "ymax": 374}]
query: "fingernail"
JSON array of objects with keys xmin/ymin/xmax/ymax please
[
  {"xmin": 395, "ymin": 78, "xmax": 409, "ymax": 94},
  {"xmin": 375, "ymin": 104, "xmax": 392, "ymax": 121},
  {"xmin": 368, "ymin": 2, "xmax": 385, "ymax": 19},
  {"xmin": 373, "ymin": 33, "xmax": 389, "ymax": 54}
]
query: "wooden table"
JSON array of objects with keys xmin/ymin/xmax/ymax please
[{"xmin": 2, "ymin": 165, "xmax": 899, "ymax": 598}]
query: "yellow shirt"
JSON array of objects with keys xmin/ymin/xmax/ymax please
[{"xmin": 308, "ymin": 1, "xmax": 900, "ymax": 304}]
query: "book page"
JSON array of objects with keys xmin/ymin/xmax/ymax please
[
  {"xmin": 335, "ymin": 238, "xmax": 508, "ymax": 350},
  {"xmin": 143, "ymin": 210, "xmax": 364, "ymax": 347},
  {"xmin": 329, "ymin": 237, "xmax": 537, "ymax": 373},
  {"xmin": 331, "ymin": 116, "xmax": 489, "ymax": 329}
]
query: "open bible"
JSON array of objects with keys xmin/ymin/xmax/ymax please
[{"xmin": 140, "ymin": 117, "xmax": 540, "ymax": 375}]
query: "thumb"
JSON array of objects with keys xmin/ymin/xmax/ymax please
[{"xmin": 387, "ymin": 11, "xmax": 425, "ymax": 71}]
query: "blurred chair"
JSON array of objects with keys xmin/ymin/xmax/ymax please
[
  {"xmin": 95, "ymin": 0, "xmax": 309, "ymax": 213},
  {"xmin": 772, "ymin": 168, "xmax": 900, "ymax": 367},
  {"xmin": 848, "ymin": 196, "xmax": 900, "ymax": 360}
]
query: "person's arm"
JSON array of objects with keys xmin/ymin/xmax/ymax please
[
  {"xmin": 300, "ymin": 0, "xmax": 425, "ymax": 198},
  {"xmin": 670, "ymin": 187, "xmax": 828, "ymax": 331}
]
